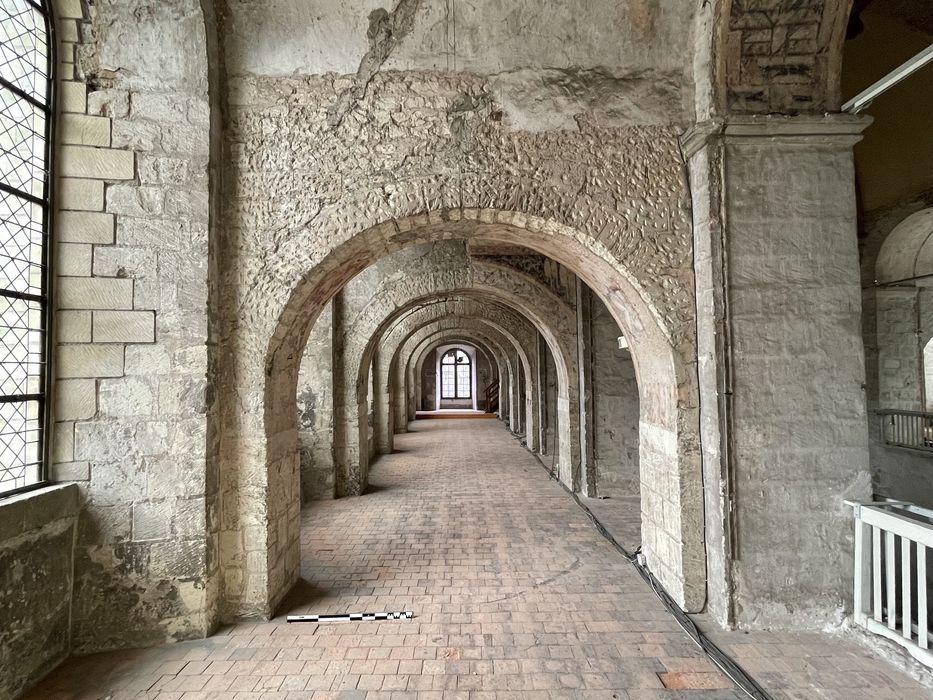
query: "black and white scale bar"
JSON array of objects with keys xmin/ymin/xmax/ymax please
[{"xmin": 287, "ymin": 611, "xmax": 413, "ymax": 623}]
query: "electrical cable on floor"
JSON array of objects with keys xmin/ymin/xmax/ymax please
[{"xmin": 514, "ymin": 433, "xmax": 773, "ymax": 700}]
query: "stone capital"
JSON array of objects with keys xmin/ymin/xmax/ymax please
[{"xmin": 681, "ymin": 114, "xmax": 873, "ymax": 157}]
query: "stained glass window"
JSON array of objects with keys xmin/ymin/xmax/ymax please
[
  {"xmin": 440, "ymin": 349, "xmax": 471, "ymax": 400},
  {"xmin": 0, "ymin": 1, "xmax": 52, "ymax": 495}
]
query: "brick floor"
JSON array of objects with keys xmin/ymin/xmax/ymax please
[{"xmin": 23, "ymin": 420, "xmax": 933, "ymax": 699}]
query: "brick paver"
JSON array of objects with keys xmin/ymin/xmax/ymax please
[{"xmin": 23, "ymin": 420, "xmax": 932, "ymax": 699}]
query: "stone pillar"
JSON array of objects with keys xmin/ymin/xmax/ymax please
[
  {"xmin": 296, "ymin": 300, "xmax": 336, "ymax": 502},
  {"xmin": 331, "ymin": 291, "xmax": 357, "ymax": 497},
  {"xmin": 684, "ymin": 115, "xmax": 872, "ymax": 629},
  {"xmin": 590, "ymin": 295, "xmax": 640, "ymax": 498},
  {"xmin": 372, "ymin": 349, "xmax": 393, "ymax": 455},
  {"xmin": 576, "ymin": 280, "xmax": 596, "ymax": 495},
  {"xmin": 873, "ymin": 288, "xmax": 923, "ymax": 411},
  {"xmin": 509, "ymin": 353, "xmax": 521, "ymax": 434},
  {"xmin": 536, "ymin": 334, "xmax": 548, "ymax": 456}
]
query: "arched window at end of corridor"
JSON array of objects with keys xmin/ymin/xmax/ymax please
[
  {"xmin": 440, "ymin": 349, "xmax": 472, "ymax": 400},
  {"xmin": 0, "ymin": 0, "xmax": 54, "ymax": 496}
]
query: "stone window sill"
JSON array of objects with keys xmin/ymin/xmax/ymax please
[{"xmin": 0, "ymin": 483, "xmax": 80, "ymax": 542}]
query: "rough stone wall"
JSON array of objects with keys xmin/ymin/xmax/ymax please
[
  {"xmin": 473, "ymin": 254, "xmax": 576, "ymax": 308},
  {"xmin": 297, "ymin": 301, "xmax": 335, "ymax": 502},
  {"xmin": 53, "ymin": 0, "xmax": 213, "ymax": 650},
  {"xmin": 0, "ymin": 485, "xmax": 79, "ymax": 698},
  {"xmin": 591, "ymin": 297, "xmax": 640, "ymax": 497}
]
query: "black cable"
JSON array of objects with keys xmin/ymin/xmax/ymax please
[{"xmin": 514, "ymin": 433, "xmax": 773, "ymax": 700}]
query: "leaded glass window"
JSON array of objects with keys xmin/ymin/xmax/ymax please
[
  {"xmin": 0, "ymin": 1, "xmax": 52, "ymax": 495},
  {"xmin": 440, "ymin": 349, "xmax": 471, "ymax": 399}
]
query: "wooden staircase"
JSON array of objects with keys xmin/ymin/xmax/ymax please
[{"xmin": 485, "ymin": 379, "xmax": 499, "ymax": 413}]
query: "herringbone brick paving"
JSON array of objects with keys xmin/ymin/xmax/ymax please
[{"xmin": 23, "ymin": 420, "xmax": 931, "ymax": 699}]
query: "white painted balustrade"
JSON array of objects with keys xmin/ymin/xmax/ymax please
[
  {"xmin": 847, "ymin": 499, "xmax": 933, "ymax": 668},
  {"xmin": 877, "ymin": 410, "xmax": 933, "ymax": 452}
]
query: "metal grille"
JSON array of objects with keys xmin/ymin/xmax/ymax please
[{"xmin": 0, "ymin": 0, "xmax": 52, "ymax": 496}]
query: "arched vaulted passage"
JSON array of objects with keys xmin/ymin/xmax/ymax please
[
  {"xmin": 228, "ymin": 206, "xmax": 702, "ymax": 620},
  {"xmin": 342, "ymin": 257, "xmax": 580, "ymax": 498},
  {"xmin": 376, "ymin": 303, "xmax": 534, "ymax": 447}
]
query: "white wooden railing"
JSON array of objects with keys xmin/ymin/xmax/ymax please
[
  {"xmin": 847, "ymin": 499, "xmax": 933, "ymax": 668},
  {"xmin": 877, "ymin": 409, "xmax": 933, "ymax": 452}
]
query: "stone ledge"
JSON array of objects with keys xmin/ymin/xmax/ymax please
[{"xmin": 0, "ymin": 483, "xmax": 80, "ymax": 543}]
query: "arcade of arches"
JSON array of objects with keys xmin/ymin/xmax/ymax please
[{"xmin": 2, "ymin": 0, "xmax": 933, "ymax": 697}]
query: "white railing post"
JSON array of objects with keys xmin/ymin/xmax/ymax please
[{"xmin": 846, "ymin": 499, "xmax": 933, "ymax": 669}]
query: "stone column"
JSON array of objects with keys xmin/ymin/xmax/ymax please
[
  {"xmin": 873, "ymin": 288, "xmax": 923, "ymax": 411},
  {"xmin": 576, "ymin": 280, "xmax": 596, "ymax": 495},
  {"xmin": 684, "ymin": 115, "xmax": 872, "ymax": 629},
  {"xmin": 536, "ymin": 333, "xmax": 548, "ymax": 456},
  {"xmin": 296, "ymin": 300, "xmax": 336, "ymax": 502}
]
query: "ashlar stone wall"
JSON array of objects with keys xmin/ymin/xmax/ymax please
[{"xmin": 53, "ymin": 0, "xmax": 213, "ymax": 650}]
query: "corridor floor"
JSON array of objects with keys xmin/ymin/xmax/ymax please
[{"xmin": 25, "ymin": 420, "xmax": 931, "ymax": 699}]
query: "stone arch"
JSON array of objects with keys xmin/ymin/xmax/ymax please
[
  {"xmin": 405, "ymin": 319, "xmax": 535, "ymax": 439},
  {"xmin": 374, "ymin": 328, "xmax": 500, "ymax": 452},
  {"xmin": 352, "ymin": 294, "xmax": 547, "ymax": 485},
  {"xmin": 230, "ymin": 199, "xmax": 699, "ymax": 618},
  {"xmin": 378, "ymin": 326, "xmax": 504, "ymax": 450},
  {"xmin": 377, "ymin": 303, "xmax": 534, "ymax": 442},
  {"xmin": 380, "ymin": 307, "xmax": 518, "ymax": 431},
  {"xmin": 875, "ymin": 208, "xmax": 933, "ymax": 284},
  {"xmin": 339, "ymin": 258, "xmax": 578, "ymax": 496}
]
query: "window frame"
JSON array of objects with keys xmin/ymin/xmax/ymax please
[
  {"xmin": 440, "ymin": 348, "xmax": 472, "ymax": 400},
  {"xmin": 0, "ymin": 0, "xmax": 56, "ymax": 498}
]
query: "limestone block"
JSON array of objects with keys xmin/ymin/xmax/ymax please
[
  {"xmin": 54, "ymin": 0, "xmax": 83, "ymax": 19},
  {"xmin": 131, "ymin": 93, "xmax": 188, "ymax": 123},
  {"xmin": 98, "ymin": 376, "xmax": 157, "ymax": 416},
  {"xmin": 59, "ymin": 278, "xmax": 133, "ymax": 310},
  {"xmin": 57, "ymin": 345, "xmax": 124, "ymax": 378},
  {"xmin": 133, "ymin": 500, "xmax": 172, "ymax": 541},
  {"xmin": 60, "ymin": 114, "xmax": 111, "ymax": 147},
  {"xmin": 138, "ymin": 156, "xmax": 193, "ymax": 185},
  {"xmin": 55, "ymin": 378, "xmax": 97, "ymax": 421},
  {"xmin": 124, "ymin": 345, "xmax": 171, "ymax": 376},
  {"xmin": 57, "ymin": 20, "xmax": 79, "ymax": 44},
  {"xmin": 52, "ymin": 421, "xmax": 74, "ymax": 463},
  {"xmin": 150, "ymin": 539, "xmax": 206, "ymax": 578},
  {"xmin": 92, "ymin": 246, "xmax": 157, "ymax": 278},
  {"xmin": 58, "ymin": 178, "xmax": 105, "ymax": 211},
  {"xmin": 60, "ymin": 82, "xmax": 86, "ymax": 113},
  {"xmin": 59, "ymin": 146, "xmax": 134, "ymax": 180},
  {"xmin": 106, "ymin": 185, "xmax": 164, "ymax": 217},
  {"xmin": 93, "ymin": 310, "xmax": 155, "ymax": 343},
  {"xmin": 50, "ymin": 461, "xmax": 90, "ymax": 482},
  {"xmin": 173, "ymin": 497, "xmax": 206, "ymax": 536},
  {"xmin": 87, "ymin": 89, "xmax": 130, "ymax": 119},
  {"xmin": 56, "ymin": 211, "xmax": 114, "ymax": 244},
  {"xmin": 57, "ymin": 310, "xmax": 92, "ymax": 342},
  {"xmin": 112, "ymin": 119, "xmax": 162, "ymax": 152},
  {"xmin": 57, "ymin": 243, "xmax": 93, "ymax": 276}
]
